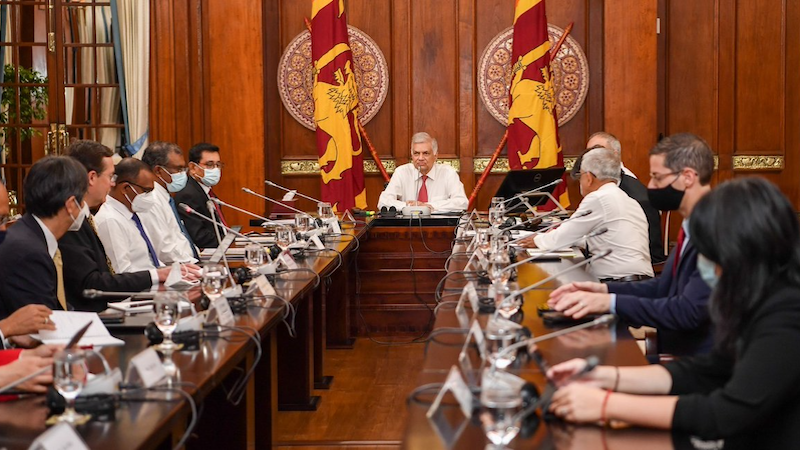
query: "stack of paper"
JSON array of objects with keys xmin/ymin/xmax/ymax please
[{"xmin": 34, "ymin": 311, "xmax": 124, "ymax": 347}]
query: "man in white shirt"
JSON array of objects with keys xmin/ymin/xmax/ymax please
[
  {"xmin": 141, "ymin": 141, "xmax": 199, "ymax": 263},
  {"xmin": 523, "ymin": 147, "xmax": 653, "ymax": 281},
  {"xmin": 378, "ymin": 132, "xmax": 468, "ymax": 212},
  {"xmin": 94, "ymin": 158, "xmax": 168, "ymax": 273}
]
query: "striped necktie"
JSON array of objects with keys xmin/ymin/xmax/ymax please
[{"xmin": 131, "ymin": 213, "xmax": 161, "ymax": 268}]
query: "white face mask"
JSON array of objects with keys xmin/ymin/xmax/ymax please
[
  {"xmin": 126, "ymin": 185, "xmax": 157, "ymax": 213},
  {"xmin": 68, "ymin": 199, "xmax": 88, "ymax": 232},
  {"xmin": 201, "ymin": 167, "xmax": 221, "ymax": 187}
]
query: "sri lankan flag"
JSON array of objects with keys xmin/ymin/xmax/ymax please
[
  {"xmin": 506, "ymin": 0, "xmax": 569, "ymax": 209},
  {"xmin": 311, "ymin": 0, "xmax": 367, "ymax": 212}
]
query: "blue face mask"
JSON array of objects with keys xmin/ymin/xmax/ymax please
[
  {"xmin": 697, "ymin": 254, "xmax": 719, "ymax": 289},
  {"xmin": 161, "ymin": 169, "xmax": 188, "ymax": 193},
  {"xmin": 201, "ymin": 167, "xmax": 221, "ymax": 187}
]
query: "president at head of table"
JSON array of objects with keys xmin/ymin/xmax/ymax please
[{"xmin": 377, "ymin": 132, "xmax": 468, "ymax": 213}]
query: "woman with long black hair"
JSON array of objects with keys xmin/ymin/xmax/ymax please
[{"xmin": 546, "ymin": 177, "xmax": 800, "ymax": 446}]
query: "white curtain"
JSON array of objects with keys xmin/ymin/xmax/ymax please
[{"xmin": 112, "ymin": 0, "xmax": 149, "ymax": 157}]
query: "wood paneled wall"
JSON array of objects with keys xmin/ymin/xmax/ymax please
[
  {"xmin": 149, "ymin": 0, "xmax": 799, "ymax": 221},
  {"xmin": 660, "ymin": 0, "xmax": 800, "ymax": 207}
]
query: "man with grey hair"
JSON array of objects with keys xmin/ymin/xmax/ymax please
[
  {"xmin": 140, "ymin": 141, "xmax": 199, "ymax": 262},
  {"xmin": 524, "ymin": 146, "xmax": 653, "ymax": 280},
  {"xmin": 378, "ymin": 132, "xmax": 468, "ymax": 212},
  {"xmin": 587, "ymin": 131, "xmax": 636, "ymax": 179}
]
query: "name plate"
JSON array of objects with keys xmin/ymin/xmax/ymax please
[{"xmin": 126, "ymin": 347, "xmax": 166, "ymax": 388}]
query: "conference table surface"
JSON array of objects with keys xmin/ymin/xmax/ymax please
[
  {"xmin": 401, "ymin": 237, "xmax": 678, "ymax": 449},
  {"xmin": 0, "ymin": 219, "xmax": 370, "ymax": 449}
]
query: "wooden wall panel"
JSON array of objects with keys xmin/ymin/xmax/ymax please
[
  {"xmin": 660, "ymin": 0, "xmax": 800, "ymax": 208},
  {"xmin": 734, "ymin": 0, "xmax": 784, "ymax": 155},
  {"xmin": 604, "ymin": 0, "xmax": 658, "ymax": 180}
]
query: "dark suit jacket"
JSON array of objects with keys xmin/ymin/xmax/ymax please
[
  {"xmin": 666, "ymin": 283, "xmax": 800, "ymax": 446},
  {"xmin": 619, "ymin": 173, "xmax": 666, "ymax": 263},
  {"xmin": 174, "ymin": 177, "xmax": 222, "ymax": 249},
  {"xmin": 0, "ymin": 214, "xmax": 62, "ymax": 318},
  {"xmin": 607, "ymin": 237, "xmax": 713, "ymax": 356},
  {"xmin": 58, "ymin": 220, "xmax": 152, "ymax": 312}
]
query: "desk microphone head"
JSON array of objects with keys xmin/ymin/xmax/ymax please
[
  {"xmin": 83, "ymin": 289, "xmax": 99, "ymax": 298},
  {"xmin": 242, "ymin": 187, "xmax": 254, "ymax": 194},
  {"xmin": 178, "ymin": 203, "xmax": 194, "ymax": 214},
  {"xmin": 264, "ymin": 180, "xmax": 277, "ymax": 188}
]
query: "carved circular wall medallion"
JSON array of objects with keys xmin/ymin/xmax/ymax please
[
  {"xmin": 278, "ymin": 26, "xmax": 389, "ymax": 131},
  {"xmin": 478, "ymin": 25, "xmax": 590, "ymax": 127}
]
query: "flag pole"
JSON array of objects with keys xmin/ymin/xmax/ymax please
[
  {"xmin": 305, "ymin": 17, "xmax": 391, "ymax": 184},
  {"xmin": 466, "ymin": 22, "xmax": 574, "ymax": 211}
]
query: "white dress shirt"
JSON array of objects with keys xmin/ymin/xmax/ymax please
[
  {"xmin": 621, "ymin": 161, "xmax": 637, "ymax": 179},
  {"xmin": 377, "ymin": 163, "xmax": 468, "ymax": 212},
  {"xmin": 533, "ymin": 183, "xmax": 653, "ymax": 279},
  {"xmin": 32, "ymin": 215, "xmax": 58, "ymax": 258},
  {"xmin": 94, "ymin": 196, "xmax": 163, "ymax": 278},
  {"xmin": 138, "ymin": 183, "xmax": 197, "ymax": 264}
]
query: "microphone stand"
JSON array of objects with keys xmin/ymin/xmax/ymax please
[
  {"xmin": 264, "ymin": 180, "xmax": 323, "ymax": 204},
  {"xmin": 495, "ymin": 249, "xmax": 613, "ymax": 312},
  {"xmin": 210, "ymin": 198, "xmax": 280, "ymax": 226},
  {"xmin": 242, "ymin": 188, "xmax": 307, "ymax": 216},
  {"xmin": 507, "ymin": 209, "xmax": 594, "ymax": 246}
]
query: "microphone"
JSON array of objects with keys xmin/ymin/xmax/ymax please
[
  {"xmin": 264, "ymin": 180, "xmax": 323, "ymax": 204},
  {"xmin": 499, "ymin": 209, "xmax": 561, "ymax": 233},
  {"xmin": 490, "ymin": 315, "xmax": 615, "ymax": 374},
  {"xmin": 508, "ymin": 209, "xmax": 594, "ymax": 245},
  {"xmin": 209, "ymin": 197, "xmax": 280, "ymax": 226},
  {"xmin": 495, "ymin": 249, "xmax": 613, "ymax": 310},
  {"xmin": 178, "ymin": 203, "xmax": 270, "ymax": 248},
  {"xmin": 83, "ymin": 289, "xmax": 156, "ymax": 299},
  {"xmin": 499, "ymin": 179, "xmax": 563, "ymax": 206},
  {"xmin": 242, "ymin": 188, "xmax": 306, "ymax": 215}
]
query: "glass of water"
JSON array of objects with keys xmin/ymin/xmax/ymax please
[
  {"xmin": 53, "ymin": 348, "xmax": 90, "ymax": 424},
  {"xmin": 276, "ymin": 225, "xmax": 294, "ymax": 251},
  {"xmin": 317, "ymin": 202, "xmax": 334, "ymax": 221},
  {"xmin": 489, "ymin": 206, "xmax": 505, "ymax": 229},
  {"xmin": 153, "ymin": 291, "xmax": 182, "ymax": 352},
  {"xmin": 488, "ymin": 252, "xmax": 511, "ymax": 287},
  {"xmin": 202, "ymin": 263, "xmax": 228, "ymax": 299},
  {"xmin": 244, "ymin": 243, "xmax": 265, "ymax": 273},
  {"xmin": 480, "ymin": 383, "xmax": 522, "ymax": 447},
  {"xmin": 476, "ymin": 227, "xmax": 492, "ymax": 253},
  {"xmin": 490, "ymin": 197, "xmax": 505, "ymax": 210},
  {"xmin": 494, "ymin": 281, "xmax": 522, "ymax": 319},
  {"xmin": 294, "ymin": 213, "xmax": 312, "ymax": 233}
]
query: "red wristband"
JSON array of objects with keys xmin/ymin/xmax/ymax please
[{"xmin": 601, "ymin": 389, "xmax": 613, "ymax": 425}]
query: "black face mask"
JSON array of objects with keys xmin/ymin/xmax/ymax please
[{"xmin": 648, "ymin": 184, "xmax": 685, "ymax": 211}]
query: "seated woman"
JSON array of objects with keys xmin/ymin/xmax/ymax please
[{"xmin": 546, "ymin": 177, "xmax": 800, "ymax": 447}]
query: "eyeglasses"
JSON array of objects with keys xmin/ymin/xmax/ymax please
[
  {"xmin": 158, "ymin": 165, "xmax": 188, "ymax": 175},
  {"xmin": 110, "ymin": 174, "xmax": 118, "ymax": 183},
  {"xmin": 649, "ymin": 171, "xmax": 679, "ymax": 184},
  {"xmin": 126, "ymin": 182, "xmax": 154, "ymax": 194},
  {"xmin": 571, "ymin": 171, "xmax": 594, "ymax": 181},
  {"xmin": 198, "ymin": 162, "xmax": 225, "ymax": 170}
]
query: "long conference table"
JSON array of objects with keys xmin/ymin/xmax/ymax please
[
  {"xmin": 0, "ymin": 218, "xmax": 369, "ymax": 449},
  {"xmin": 400, "ymin": 222, "xmax": 683, "ymax": 449},
  {"xmin": 0, "ymin": 215, "xmax": 690, "ymax": 449}
]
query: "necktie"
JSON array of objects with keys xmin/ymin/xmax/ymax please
[
  {"xmin": 418, "ymin": 175, "xmax": 429, "ymax": 203},
  {"xmin": 52, "ymin": 249, "xmax": 67, "ymax": 310},
  {"xmin": 131, "ymin": 213, "xmax": 161, "ymax": 268},
  {"xmin": 672, "ymin": 228, "xmax": 686, "ymax": 275},
  {"xmin": 87, "ymin": 215, "xmax": 115, "ymax": 274},
  {"xmin": 169, "ymin": 197, "xmax": 200, "ymax": 260},
  {"xmin": 208, "ymin": 189, "xmax": 228, "ymax": 227}
]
